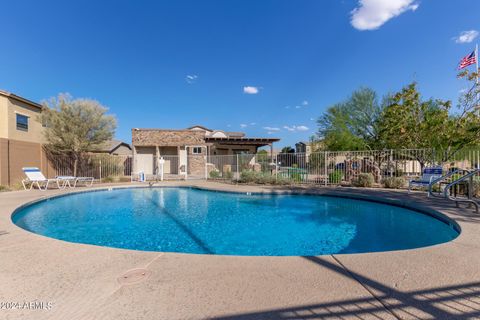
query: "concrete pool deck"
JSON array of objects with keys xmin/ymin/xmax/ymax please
[{"xmin": 1, "ymin": 181, "xmax": 480, "ymax": 320}]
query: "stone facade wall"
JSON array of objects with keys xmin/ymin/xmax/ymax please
[
  {"xmin": 188, "ymin": 155, "xmax": 206, "ymax": 177},
  {"xmin": 187, "ymin": 147, "xmax": 206, "ymax": 177},
  {"xmin": 132, "ymin": 129, "xmax": 206, "ymax": 147}
]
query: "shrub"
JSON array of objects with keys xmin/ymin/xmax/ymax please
[
  {"xmin": 382, "ymin": 176, "xmax": 406, "ymax": 189},
  {"xmin": 239, "ymin": 170, "xmax": 288, "ymax": 185},
  {"xmin": 259, "ymin": 173, "xmax": 288, "ymax": 185},
  {"xmin": 352, "ymin": 173, "xmax": 374, "ymax": 187},
  {"xmin": 209, "ymin": 170, "xmax": 221, "ymax": 179},
  {"xmin": 290, "ymin": 171, "xmax": 303, "ymax": 183},
  {"xmin": 118, "ymin": 176, "xmax": 131, "ymax": 183},
  {"xmin": 9, "ymin": 182, "xmax": 25, "ymax": 191},
  {"xmin": 240, "ymin": 170, "xmax": 257, "ymax": 183},
  {"xmin": 274, "ymin": 175, "xmax": 291, "ymax": 185},
  {"xmin": 224, "ymin": 171, "xmax": 233, "ymax": 180},
  {"xmin": 0, "ymin": 185, "xmax": 11, "ymax": 192},
  {"xmin": 102, "ymin": 176, "xmax": 116, "ymax": 183},
  {"xmin": 328, "ymin": 170, "xmax": 343, "ymax": 184}
]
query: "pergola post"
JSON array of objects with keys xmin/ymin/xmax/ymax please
[{"xmin": 155, "ymin": 146, "xmax": 160, "ymax": 175}]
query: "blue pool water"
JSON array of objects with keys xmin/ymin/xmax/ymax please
[{"xmin": 12, "ymin": 187, "xmax": 459, "ymax": 256}]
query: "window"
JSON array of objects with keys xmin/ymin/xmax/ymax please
[
  {"xmin": 233, "ymin": 150, "xmax": 249, "ymax": 155},
  {"xmin": 192, "ymin": 147, "xmax": 202, "ymax": 154},
  {"xmin": 16, "ymin": 114, "xmax": 29, "ymax": 131}
]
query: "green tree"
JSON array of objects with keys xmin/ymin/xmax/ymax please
[
  {"xmin": 317, "ymin": 87, "xmax": 382, "ymax": 150},
  {"xmin": 281, "ymin": 146, "xmax": 295, "ymax": 153},
  {"xmin": 257, "ymin": 149, "xmax": 268, "ymax": 156},
  {"xmin": 378, "ymin": 82, "xmax": 480, "ymax": 163},
  {"xmin": 457, "ymin": 68, "xmax": 480, "ymax": 113},
  {"xmin": 256, "ymin": 149, "xmax": 269, "ymax": 163},
  {"xmin": 40, "ymin": 94, "xmax": 117, "ymax": 175}
]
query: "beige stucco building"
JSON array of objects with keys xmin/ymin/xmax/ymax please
[
  {"xmin": 91, "ymin": 140, "xmax": 132, "ymax": 156},
  {"xmin": 0, "ymin": 90, "xmax": 48, "ymax": 185},
  {"xmin": 132, "ymin": 126, "xmax": 279, "ymax": 178}
]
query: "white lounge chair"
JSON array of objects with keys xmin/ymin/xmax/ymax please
[
  {"xmin": 408, "ymin": 166, "xmax": 443, "ymax": 193},
  {"xmin": 56, "ymin": 175, "xmax": 94, "ymax": 188},
  {"xmin": 22, "ymin": 167, "xmax": 61, "ymax": 191}
]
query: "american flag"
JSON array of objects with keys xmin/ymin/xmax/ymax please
[{"xmin": 458, "ymin": 50, "xmax": 477, "ymax": 70}]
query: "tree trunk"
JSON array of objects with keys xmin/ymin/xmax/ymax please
[{"xmin": 73, "ymin": 153, "xmax": 78, "ymax": 177}]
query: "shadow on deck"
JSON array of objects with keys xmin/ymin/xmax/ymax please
[{"xmin": 213, "ymin": 256, "xmax": 480, "ymax": 320}]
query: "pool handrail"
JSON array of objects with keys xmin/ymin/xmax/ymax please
[
  {"xmin": 443, "ymin": 169, "xmax": 480, "ymax": 213},
  {"xmin": 428, "ymin": 168, "xmax": 471, "ymax": 198}
]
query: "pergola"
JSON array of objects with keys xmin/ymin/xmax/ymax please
[{"xmin": 205, "ymin": 137, "xmax": 280, "ymax": 157}]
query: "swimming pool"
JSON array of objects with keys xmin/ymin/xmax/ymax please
[{"xmin": 12, "ymin": 187, "xmax": 459, "ymax": 256}]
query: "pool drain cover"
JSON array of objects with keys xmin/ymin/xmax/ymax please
[{"xmin": 118, "ymin": 268, "xmax": 151, "ymax": 285}]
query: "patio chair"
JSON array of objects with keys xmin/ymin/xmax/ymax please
[
  {"xmin": 22, "ymin": 167, "xmax": 61, "ymax": 191},
  {"xmin": 408, "ymin": 166, "xmax": 443, "ymax": 193},
  {"xmin": 55, "ymin": 176, "xmax": 95, "ymax": 188}
]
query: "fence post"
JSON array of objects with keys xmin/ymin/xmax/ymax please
[
  {"xmin": 99, "ymin": 159, "xmax": 102, "ymax": 182},
  {"xmin": 204, "ymin": 155, "xmax": 208, "ymax": 180},
  {"xmin": 324, "ymin": 151, "xmax": 328, "ymax": 187},
  {"xmin": 275, "ymin": 154, "xmax": 278, "ymax": 181},
  {"xmin": 390, "ymin": 149, "xmax": 393, "ymax": 177}
]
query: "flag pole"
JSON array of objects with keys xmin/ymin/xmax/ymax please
[
  {"xmin": 477, "ymin": 43, "xmax": 479, "ymax": 114},
  {"xmin": 476, "ymin": 43, "xmax": 479, "ymax": 85}
]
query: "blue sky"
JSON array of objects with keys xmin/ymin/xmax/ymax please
[{"xmin": 1, "ymin": 0, "xmax": 479, "ymax": 148}]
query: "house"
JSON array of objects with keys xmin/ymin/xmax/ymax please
[
  {"xmin": 91, "ymin": 140, "xmax": 132, "ymax": 155},
  {"xmin": 296, "ymin": 141, "xmax": 316, "ymax": 154},
  {"xmin": 132, "ymin": 126, "xmax": 280, "ymax": 178},
  {"xmin": 0, "ymin": 90, "xmax": 48, "ymax": 185},
  {"xmin": 295, "ymin": 141, "xmax": 312, "ymax": 164}
]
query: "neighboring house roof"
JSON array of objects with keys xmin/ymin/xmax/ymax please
[
  {"xmin": 93, "ymin": 140, "xmax": 132, "ymax": 153},
  {"xmin": 0, "ymin": 89, "xmax": 43, "ymax": 110},
  {"xmin": 225, "ymin": 131, "xmax": 245, "ymax": 138},
  {"xmin": 187, "ymin": 125, "xmax": 212, "ymax": 132},
  {"xmin": 187, "ymin": 126, "xmax": 249, "ymax": 138},
  {"xmin": 209, "ymin": 130, "xmax": 228, "ymax": 138},
  {"xmin": 205, "ymin": 137, "xmax": 280, "ymax": 145}
]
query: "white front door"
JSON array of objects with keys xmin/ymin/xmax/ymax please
[{"xmin": 136, "ymin": 152, "xmax": 154, "ymax": 175}]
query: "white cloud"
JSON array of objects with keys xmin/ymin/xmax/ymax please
[
  {"xmin": 240, "ymin": 123, "xmax": 248, "ymax": 128},
  {"xmin": 351, "ymin": 0, "xmax": 419, "ymax": 31},
  {"xmin": 243, "ymin": 86, "xmax": 260, "ymax": 94},
  {"xmin": 263, "ymin": 126, "xmax": 280, "ymax": 131},
  {"xmin": 283, "ymin": 125, "xmax": 310, "ymax": 132},
  {"xmin": 454, "ymin": 30, "xmax": 479, "ymax": 44},
  {"xmin": 296, "ymin": 125, "xmax": 309, "ymax": 131},
  {"xmin": 250, "ymin": 122, "xmax": 257, "ymax": 125},
  {"xmin": 185, "ymin": 74, "xmax": 198, "ymax": 84},
  {"xmin": 310, "ymin": 117, "xmax": 315, "ymax": 121},
  {"xmin": 288, "ymin": 101, "xmax": 309, "ymax": 109}
]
